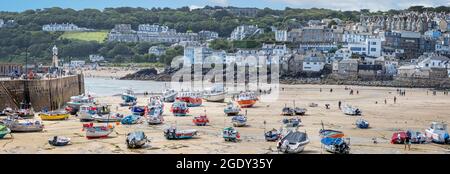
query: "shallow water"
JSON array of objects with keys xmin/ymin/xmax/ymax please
[{"xmin": 84, "ymin": 78, "xmax": 168, "ymax": 96}]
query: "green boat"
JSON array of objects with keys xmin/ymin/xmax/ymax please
[{"xmin": 0, "ymin": 124, "xmax": 11, "ymax": 139}]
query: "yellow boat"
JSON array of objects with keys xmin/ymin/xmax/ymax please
[{"xmin": 39, "ymin": 111, "xmax": 70, "ymax": 121}]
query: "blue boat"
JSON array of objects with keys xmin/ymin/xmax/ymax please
[
  {"xmin": 122, "ymin": 89, "xmax": 137, "ymax": 103},
  {"xmin": 264, "ymin": 129, "xmax": 280, "ymax": 141},
  {"xmin": 121, "ymin": 115, "xmax": 141, "ymax": 125},
  {"xmin": 355, "ymin": 118, "xmax": 369, "ymax": 129},
  {"xmin": 130, "ymin": 106, "xmax": 145, "ymax": 116},
  {"xmin": 321, "ymin": 137, "xmax": 350, "ymax": 154},
  {"xmin": 231, "ymin": 115, "xmax": 247, "ymax": 127},
  {"xmin": 282, "ymin": 117, "xmax": 301, "ymax": 127}
]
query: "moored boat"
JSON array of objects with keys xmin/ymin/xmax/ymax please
[
  {"xmin": 277, "ymin": 130, "xmax": 310, "ymax": 153},
  {"xmin": 48, "ymin": 136, "xmax": 71, "ymax": 146},
  {"xmin": 162, "ymin": 89, "xmax": 177, "ymax": 102},
  {"xmin": 121, "ymin": 89, "xmax": 137, "ymax": 103},
  {"xmin": 3, "ymin": 116, "xmax": 44, "ymax": 132},
  {"xmin": 93, "ymin": 113, "xmax": 124, "ymax": 122},
  {"xmin": 342, "ymin": 105, "xmax": 362, "ymax": 116},
  {"xmin": 0, "ymin": 124, "xmax": 11, "ymax": 139},
  {"xmin": 77, "ymin": 105, "xmax": 96, "ymax": 122},
  {"xmin": 319, "ymin": 129, "xmax": 345, "ymax": 138},
  {"xmin": 163, "ymin": 126, "xmax": 197, "ymax": 140},
  {"xmin": 130, "ymin": 105, "xmax": 146, "ymax": 116},
  {"xmin": 224, "ymin": 102, "xmax": 240, "ymax": 116},
  {"xmin": 425, "ymin": 122, "xmax": 449, "ymax": 144},
  {"xmin": 67, "ymin": 94, "xmax": 96, "ymax": 113},
  {"xmin": 176, "ymin": 92, "xmax": 202, "ymax": 107},
  {"xmin": 126, "ymin": 131, "xmax": 149, "ymax": 148},
  {"xmin": 121, "ymin": 115, "xmax": 142, "ymax": 125},
  {"xmin": 355, "ymin": 118, "xmax": 369, "ymax": 129},
  {"xmin": 293, "ymin": 100, "xmax": 307, "ymax": 115},
  {"xmin": 146, "ymin": 106, "xmax": 164, "ymax": 125},
  {"xmin": 17, "ymin": 102, "xmax": 35, "ymax": 118},
  {"xmin": 232, "ymin": 115, "xmax": 247, "ymax": 127},
  {"xmin": 236, "ymin": 92, "xmax": 257, "ymax": 108},
  {"xmin": 223, "ymin": 127, "xmax": 240, "ymax": 142},
  {"xmin": 281, "ymin": 104, "xmax": 294, "ymax": 116},
  {"xmin": 407, "ymin": 130, "xmax": 426, "ymax": 144},
  {"xmin": 170, "ymin": 101, "xmax": 189, "ymax": 116},
  {"xmin": 265, "ymin": 128, "xmax": 281, "ymax": 141},
  {"xmin": 282, "ymin": 117, "xmax": 301, "ymax": 127},
  {"xmin": 82, "ymin": 122, "xmax": 114, "ymax": 139},
  {"xmin": 321, "ymin": 137, "xmax": 350, "ymax": 154},
  {"xmin": 39, "ymin": 111, "xmax": 70, "ymax": 121},
  {"xmin": 203, "ymin": 85, "xmax": 225, "ymax": 102},
  {"xmin": 193, "ymin": 114, "xmax": 209, "ymax": 126}
]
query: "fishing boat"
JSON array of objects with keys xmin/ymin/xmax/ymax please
[
  {"xmin": 82, "ymin": 122, "xmax": 114, "ymax": 139},
  {"xmin": 148, "ymin": 96, "xmax": 164, "ymax": 115},
  {"xmin": 93, "ymin": 113, "xmax": 124, "ymax": 122},
  {"xmin": 281, "ymin": 104, "xmax": 294, "ymax": 116},
  {"xmin": 223, "ymin": 127, "xmax": 240, "ymax": 142},
  {"xmin": 77, "ymin": 105, "xmax": 97, "ymax": 122},
  {"xmin": 321, "ymin": 137, "xmax": 350, "ymax": 154},
  {"xmin": 0, "ymin": 124, "xmax": 11, "ymax": 139},
  {"xmin": 342, "ymin": 105, "xmax": 362, "ymax": 116},
  {"xmin": 390, "ymin": 131, "xmax": 407, "ymax": 144},
  {"xmin": 67, "ymin": 94, "xmax": 96, "ymax": 112},
  {"xmin": 121, "ymin": 89, "xmax": 137, "ymax": 103},
  {"xmin": 176, "ymin": 92, "xmax": 202, "ymax": 107},
  {"xmin": 282, "ymin": 117, "xmax": 301, "ymax": 127},
  {"xmin": 126, "ymin": 131, "xmax": 149, "ymax": 148},
  {"xmin": 193, "ymin": 114, "xmax": 209, "ymax": 126},
  {"xmin": 17, "ymin": 102, "xmax": 35, "ymax": 118},
  {"xmin": 224, "ymin": 102, "xmax": 240, "ymax": 116},
  {"xmin": 121, "ymin": 115, "xmax": 142, "ymax": 125},
  {"xmin": 146, "ymin": 106, "xmax": 164, "ymax": 125},
  {"xmin": 170, "ymin": 101, "xmax": 189, "ymax": 116},
  {"xmin": 232, "ymin": 115, "xmax": 247, "ymax": 127},
  {"xmin": 277, "ymin": 130, "xmax": 310, "ymax": 154},
  {"xmin": 130, "ymin": 105, "xmax": 146, "ymax": 116},
  {"xmin": 264, "ymin": 128, "xmax": 281, "ymax": 141},
  {"xmin": 48, "ymin": 136, "xmax": 71, "ymax": 146},
  {"xmin": 163, "ymin": 126, "xmax": 197, "ymax": 140},
  {"xmin": 407, "ymin": 130, "xmax": 426, "ymax": 144},
  {"xmin": 203, "ymin": 85, "xmax": 225, "ymax": 102},
  {"xmin": 38, "ymin": 111, "xmax": 70, "ymax": 121},
  {"xmin": 3, "ymin": 116, "xmax": 44, "ymax": 132},
  {"xmin": 425, "ymin": 122, "xmax": 449, "ymax": 144},
  {"xmin": 236, "ymin": 92, "xmax": 257, "ymax": 108},
  {"xmin": 355, "ymin": 118, "xmax": 369, "ymax": 129},
  {"xmin": 162, "ymin": 89, "xmax": 177, "ymax": 102},
  {"xmin": 293, "ymin": 100, "xmax": 307, "ymax": 115}
]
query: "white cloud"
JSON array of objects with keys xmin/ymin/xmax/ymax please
[{"xmin": 266, "ymin": 0, "xmax": 448, "ymax": 11}]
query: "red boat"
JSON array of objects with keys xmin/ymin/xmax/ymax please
[
  {"xmin": 176, "ymin": 92, "xmax": 202, "ymax": 107},
  {"xmin": 391, "ymin": 132, "xmax": 407, "ymax": 144},
  {"xmin": 193, "ymin": 115, "xmax": 209, "ymax": 126},
  {"xmin": 170, "ymin": 101, "xmax": 189, "ymax": 116},
  {"xmin": 236, "ymin": 92, "xmax": 257, "ymax": 108}
]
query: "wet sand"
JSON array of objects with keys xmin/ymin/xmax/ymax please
[{"xmin": 1, "ymin": 84, "xmax": 450, "ymax": 154}]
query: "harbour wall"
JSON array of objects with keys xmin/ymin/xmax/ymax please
[{"xmin": 0, "ymin": 74, "xmax": 84, "ymax": 111}]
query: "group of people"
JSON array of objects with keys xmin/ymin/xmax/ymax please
[{"xmin": 397, "ymin": 89, "xmax": 406, "ymax": 96}]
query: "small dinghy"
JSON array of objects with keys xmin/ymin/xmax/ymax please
[
  {"xmin": 321, "ymin": 137, "xmax": 350, "ymax": 154},
  {"xmin": 170, "ymin": 101, "xmax": 189, "ymax": 116},
  {"xmin": 342, "ymin": 105, "xmax": 362, "ymax": 116},
  {"xmin": 48, "ymin": 136, "xmax": 71, "ymax": 146},
  {"xmin": 223, "ymin": 127, "xmax": 240, "ymax": 142},
  {"xmin": 39, "ymin": 111, "xmax": 70, "ymax": 121},
  {"xmin": 425, "ymin": 122, "xmax": 449, "ymax": 144},
  {"xmin": 232, "ymin": 115, "xmax": 247, "ymax": 127},
  {"xmin": 355, "ymin": 118, "xmax": 369, "ymax": 129},
  {"xmin": 0, "ymin": 124, "xmax": 11, "ymax": 139},
  {"xmin": 224, "ymin": 102, "xmax": 240, "ymax": 116},
  {"xmin": 121, "ymin": 115, "xmax": 142, "ymax": 125},
  {"xmin": 282, "ymin": 117, "xmax": 301, "ymax": 127},
  {"xmin": 93, "ymin": 113, "xmax": 124, "ymax": 122},
  {"xmin": 407, "ymin": 130, "xmax": 426, "ymax": 144},
  {"xmin": 162, "ymin": 89, "xmax": 177, "ymax": 102},
  {"xmin": 130, "ymin": 106, "xmax": 146, "ymax": 116},
  {"xmin": 293, "ymin": 100, "xmax": 306, "ymax": 115},
  {"xmin": 281, "ymin": 104, "xmax": 294, "ymax": 116},
  {"xmin": 264, "ymin": 128, "xmax": 281, "ymax": 141},
  {"xmin": 277, "ymin": 130, "xmax": 310, "ymax": 154},
  {"xmin": 319, "ymin": 129, "xmax": 345, "ymax": 138},
  {"xmin": 3, "ymin": 116, "xmax": 44, "ymax": 132},
  {"xmin": 163, "ymin": 126, "xmax": 197, "ymax": 140},
  {"xmin": 82, "ymin": 123, "xmax": 114, "ymax": 139},
  {"xmin": 193, "ymin": 114, "xmax": 209, "ymax": 126},
  {"xmin": 126, "ymin": 131, "xmax": 150, "ymax": 149}
]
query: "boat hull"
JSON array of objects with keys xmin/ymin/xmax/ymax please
[
  {"xmin": 237, "ymin": 100, "xmax": 256, "ymax": 108},
  {"xmin": 86, "ymin": 128, "xmax": 113, "ymax": 139},
  {"xmin": 204, "ymin": 93, "xmax": 225, "ymax": 102},
  {"xmin": 39, "ymin": 113, "xmax": 70, "ymax": 121}
]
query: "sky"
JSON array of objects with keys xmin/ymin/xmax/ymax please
[{"xmin": 0, "ymin": 0, "xmax": 449, "ymax": 12}]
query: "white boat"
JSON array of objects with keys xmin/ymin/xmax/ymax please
[
  {"xmin": 162, "ymin": 89, "xmax": 177, "ymax": 102},
  {"xmin": 224, "ymin": 102, "xmax": 240, "ymax": 116},
  {"xmin": 277, "ymin": 130, "xmax": 310, "ymax": 154},
  {"xmin": 93, "ymin": 113, "xmax": 124, "ymax": 122},
  {"xmin": 342, "ymin": 105, "xmax": 362, "ymax": 116},
  {"xmin": 77, "ymin": 105, "xmax": 96, "ymax": 122},
  {"xmin": 425, "ymin": 122, "xmax": 449, "ymax": 144},
  {"xmin": 203, "ymin": 85, "xmax": 226, "ymax": 102},
  {"xmin": 2, "ymin": 116, "xmax": 44, "ymax": 132},
  {"xmin": 82, "ymin": 123, "xmax": 114, "ymax": 139},
  {"xmin": 147, "ymin": 108, "xmax": 164, "ymax": 125}
]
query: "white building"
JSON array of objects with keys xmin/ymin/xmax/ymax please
[
  {"xmin": 303, "ymin": 56, "xmax": 326, "ymax": 72},
  {"xmin": 138, "ymin": 24, "xmax": 170, "ymax": 33},
  {"xmin": 346, "ymin": 38, "xmax": 381, "ymax": 57},
  {"xmin": 148, "ymin": 46, "xmax": 166, "ymax": 56},
  {"xmin": 42, "ymin": 23, "xmax": 91, "ymax": 32},
  {"xmin": 417, "ymin": 54, "xmax": 450, "ymax": 69},
  {"xmin": 198, "ymin": 30, "xmax": 219, "ymax": 40},
  {"xmin": 70, "ymin": 60, "xmax": 86, "ymax": 67},
  {"xmin": 342, "ymin": 31, "xmax": 373, "ymax": 43},
  {"xmin": 183, "ymin": 46, "xmax": 213, "ymax": 65},
  {"xmin": 89, "ymin": 55, "xmax": 105, "ymax": 62},
  {"xmin": 230, "ymin": 25, "xmax": 264, "ymax": 40},
  {"xmin": 275, "ymin": 29, "xmax": 288, "ymax": 42}
]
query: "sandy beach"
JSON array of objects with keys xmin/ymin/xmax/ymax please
[
  {"xmin": 1, "ymin": 84, "xmax": 450, "ymax": 154},
  {"xmin": 82, "ymin": 67, "xmax": 140, "ymax": 79}
]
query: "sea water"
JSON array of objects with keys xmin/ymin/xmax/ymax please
[{"xmin": 84, "ymin": 77, "xmax": 167, "ymax": 96}]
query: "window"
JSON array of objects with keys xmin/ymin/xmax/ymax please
[
  {"xmin": 372, "ymin": 42, "xmax": 377, "ymax": 45},
  {"xmin": 371, "ymin": 48, "xmax": 376, "ymax": 52}
]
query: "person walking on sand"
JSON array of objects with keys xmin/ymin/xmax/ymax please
[
  {"xmin": 405, "ymin": 131, "xmax": 411, "ymax": 150},
  {"xmin": 394, "ymin": 96, "xmax": 397, "ymax": 104},
  {"xmin": 338, "ymin": 101, "xmax": 342, "ymax": 110},
  {"xmin": 384, "ymin": 99, "xmax": 387, "ymax": 104},
  {"xmin": 330, "ymin": 88, "xmax": 333, "ymax": 93}
]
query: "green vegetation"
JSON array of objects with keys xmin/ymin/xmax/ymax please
[{"xmin": 59, "ymin": 31, "xmax": 108, "ymax": 43}]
